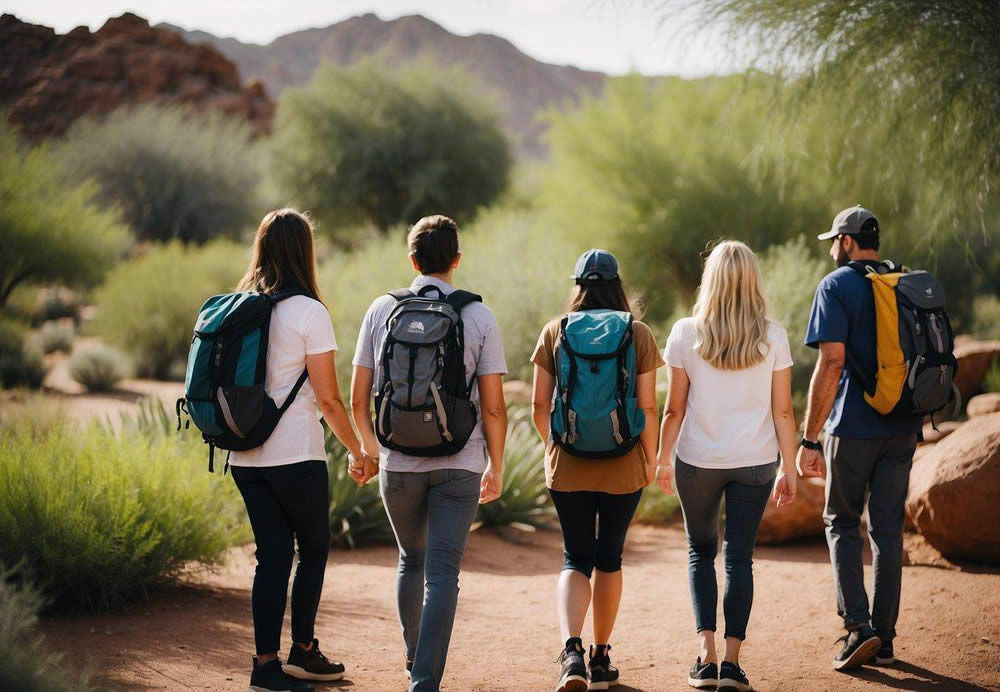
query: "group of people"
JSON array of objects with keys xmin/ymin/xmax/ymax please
[{"xmin": 226, "ymin": 206, "xmax": 919, "ymax": 692}]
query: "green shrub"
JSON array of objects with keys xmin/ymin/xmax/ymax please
[
  {"xmin": 0, "ymin": 568, "xmax": 102, "ymax": 692},
  {"xmin": 93, "ymin": 241, "xmax": 247, "ymax": 378},
  {"xmin": 635, "ymin": 483, "xmax": 681, "ymax": 523},
  {"xmin": 475, "ymin": 408, "xmax": 554, "ymax": 532},
  {"xmin": 972, "ymin": 295, "xmax": 1000, "ymax": 340},
  {"xmin": 0, "ymin": 120, "xmax": 128, "ymax": 308},
  {"xmin": 323, "ymin": 430, "xmax": 394, "ymax": 550},
  {"xmin": 36, "ymin": 322, "xmax": 74, "ymax": 354},
  {"xmin": 760, "ymin": 236, "xmax": 831, "ymax": 397},
  {"xmin": 69, "ymin": 343, "xmax": 130, "ymax": 392},
  {"xmin": 0, "ymin": 320, "xmax": 47, "ymax": 390},
  {"xmin": 273, "ymin": 61, "xmax": 511, "ymax": 235},
  {"xmin": 984, "ymin": 360, "xmax": 1000, "ymax": 394},
  {"xmin": 57, "ymin": 106, "xmax": 261, "ymax": 244},
  {"xmin": 0, "ymin": 407, "xmax": 248, "ymax": 610}
]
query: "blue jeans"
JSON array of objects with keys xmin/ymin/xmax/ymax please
[
  {"xmin": 380, "ymin": 467, "xmax": 481, "ymax": 692},
  {"xmin": 674, "ymin": 457, "xmax": 777, "ymax": 641}
]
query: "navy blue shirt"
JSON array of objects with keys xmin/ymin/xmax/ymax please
[{"xmin": 805, "ymin": 262, "xmax": 923, "ymax": 439}]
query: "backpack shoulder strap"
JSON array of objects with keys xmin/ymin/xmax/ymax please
[
  {"xmin": 388, "ymin": 289, "xmax": 415, "ymax": 301},
  {"xmin": 444, "ymin": 289, "xmax": 482, "ymax": 312}
]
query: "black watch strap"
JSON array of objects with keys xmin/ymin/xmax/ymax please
[{"xmin": 800, "ymin": 438, "xmax": 823, "ymax": 451}]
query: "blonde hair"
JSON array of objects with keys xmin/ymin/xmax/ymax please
[{"xmin": 692, "ymin": 241, "xmax": 769, "ymax": 370}]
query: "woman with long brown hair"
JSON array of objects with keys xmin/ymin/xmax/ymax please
[
  {"xmin": 229, "ymin": 208, "xmax": 374, "ymax": 692},
  {"xmin": 530, "ymin": 249, "xmax": 664, "ymax": 692}
]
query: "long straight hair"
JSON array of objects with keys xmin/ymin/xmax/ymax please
[
  {"xmin": 236, "ymin": 208, "xmax": 323, "ymax": 304},
  {"xmin": 693, "ymin": 241, "xmax": 768, "ymax": 370}
]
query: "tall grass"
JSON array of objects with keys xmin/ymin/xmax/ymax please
[
  {"xmin": 0, "ymin": 567, "xmax": 102, "ymax": 691},
  {"xmin": 0, "ymin": 402, "xmax": 248, "ymax": 610}
]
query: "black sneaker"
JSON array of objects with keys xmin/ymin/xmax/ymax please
[
  {"xmin": 587, "ymin": 644, "xmax": 619, "ymax": 690},
  {"xmin": 556, "ymin": 637, "xmax": 588, "ymax": 692},
  {"xmin": 833, "ymin": 626, "xmax": 881, "ymax": 671},
  {"xmin": 283, "ymin": 639, "xmax": 345, "ymax": 681},
  {"xmin": 248, "ymin": 657, "xmax": 313, "ymax": 692},
  {"xmin": 871, "ymin": 641, "xmax": 895, "ymax": 665},
  {"xmin": 718, "ymin": 661, "xmax": 751, "ymax": 692},
  {"xmin": 687, "ymin": 657, "xmax": 718, "ymax": 689},
  {"xmin": 404, "ymin": 653, "xmax": 414, "ymax": 680}
]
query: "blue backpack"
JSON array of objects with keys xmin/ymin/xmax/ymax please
[
  {"xmin": 551, "ymin": 310, "xmax": 644, "ymax": 457},
  {"xmin": 176, "ymin": 289, "xmax": 309, "ymax": 472}
]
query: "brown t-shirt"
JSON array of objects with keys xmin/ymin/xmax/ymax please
[{"xmin": 530, "ymin": 318, "xmax": 665, "ymax": 494}]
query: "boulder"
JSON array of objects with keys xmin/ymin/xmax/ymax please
[
  {"xmin": 0, "ymin": 12, "xmax": 274, "ymax": 140},
  {"xmin": 967, "ymin": 393, "xmax": 1000, "ymax": 418},
  {"xmin": 757, "ymin": 477, "xmax": 827, "ymax": 544},
  {"xmin": 919, "ymin": 420, "xmax": 962, "ymax": 445},
  {"xmin": 905, "ymin": 412, "xmax": 1000, "ymax": 563},
  {"xmin": 952, "ymin": 340, "xmax": 1000, "ymax": 403}
]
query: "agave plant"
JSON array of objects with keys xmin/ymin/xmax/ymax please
[{"xmin": 323, "ymin": 430, "xmax": 395, "ymax": 549}]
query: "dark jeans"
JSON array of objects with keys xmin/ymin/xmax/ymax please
[
  {"xmin": 231, "ymin": 460, "xmax": 331, "ymax": 655},
  {"xmin": 823, "ymin": 433, "xmax": 916, "ymax": 641},
  {"xmin": 380, "ymin": 467, "xmax": 482, "ymax": 692},
  {"xmin": 674, "ymin": 457, "xmax": 777, "ymax": 641},
  {"xmin": 548, "ymin": 488, "xmax": 643, "ymax": 578}
]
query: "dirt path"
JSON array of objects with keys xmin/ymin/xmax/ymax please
[{"xmin": 40, "ymin": 526, "xmax": 1000, "ymax": 691}]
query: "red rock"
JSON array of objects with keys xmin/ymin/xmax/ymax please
[
  {"xmin": 756, "ymin": 476, "xmax": 826, "ymax": 544},
  {"xmin": 967, "ymin": 393, "xmax": 1000, "ymax": 418},
  {"xmin": 0, "ymin": 12, "xmax": 273, "ymax": 140},
  {"xmin": 952, "ymin": 340, "xmax": 1000, "ymax": 403},
  {"xmin": 905, "ymin": 412, "xmax": 1000, "ymax": 563},
  {"xmin": 919, "ymin": 420, "xmax": 962, "ymax": 445}
]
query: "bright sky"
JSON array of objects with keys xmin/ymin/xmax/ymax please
[{"xmin": 4, "ymin": 0, "xmax": 747, "ymax": 76}]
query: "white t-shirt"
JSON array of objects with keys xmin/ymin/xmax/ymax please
[
  {"xmin": 229, "ymin": 296, "xmax": 337, "ymax": 467},
  {"xmin": 665, "ymin": 317, "xmax": 793, "ymax": 469}
]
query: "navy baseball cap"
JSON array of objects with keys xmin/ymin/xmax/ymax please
[
  {"xmin": 572, "ymin": 249, "xmax": 619, "ymax": 283},
  {"xmin": 818, "ymin": 205, "xmax": 880, "ymax": 240}
]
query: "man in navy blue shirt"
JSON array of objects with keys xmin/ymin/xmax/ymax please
[{"xmin": 799, "ymin": 206, "xmax": 922, "ymax": 672}]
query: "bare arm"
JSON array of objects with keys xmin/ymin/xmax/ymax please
[
  {"xmin": 531, "ymin": 364, "xmax": 554, "ymax": 445},
  {"xmin": 306, "ymin": 351, "xmax": 362, "ymax": 461},
  {"xmin": 655, "ymin": 366, "xmax": 689, "ymax": 493},
  {"xmin": 478, "ymin": 373, "xmax": 507, "ymax": 504},
  {"xmin": 349, "ymin": 365, "xmax": 380, "ymax": 459},
  {"xmin": 771, "ymin": 366, "xmax": 799, "ymax": 506},
  {"xmin": 636, "ymin": 370, "xmax": 658, "ymax": 484},
  {"xmin": 797, "ymin": 341, "xmax": 845, "ymax": 477}
]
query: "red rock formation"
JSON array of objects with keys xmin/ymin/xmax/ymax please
[{"xmin": 0, "ymin": 13, "xmax": 274, "ymax": 140}]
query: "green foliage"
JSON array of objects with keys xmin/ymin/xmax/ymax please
[
  {"xmin": 323, "ymin": 432, "xmax": 395, "ymax": 550},
  {"xmin": 972, "ymin": 295, "xmax": 1000, "ymax": 340},
  {"xmin": 273, "ymin": 61, "xmax": 512, "ymax": 234},
  {"xmin": 29, "ymin": 288, "xmax": 81, "ymax": 327},
  {"xmin": 69, "ymin": 343, "xmax": 131, "ymax": 392},
  {"xmin": 984, "ymin": 360, "xmax": 1000, "ymax": 395},
  {"xmin": 541, "ymin": 74, "xmax": 827, "ymax": 321},
  {"xmin": 36, "ymin": 322, "xmax": 74, "ymax": 355},
  {"xmin": 760, "ymin": 236, "xmax": 831, "ymax": 395},
  {"xmin": 57, "ymin": 106, "xmax": 262, "ymax": 244},
  {"xmin": 0, "ymin": 120, "xmax": 128, "ymax": 307},
  {"xmin": 0, "ymin": 407, "xmax": 248, "ymax": 610},
  {"xmin": 0, "ymin": 569, "xmax": 102, "ymax": 692},
  {"xmin": 635, "ymin": 483, "xmax": 680, "ymax": 523},
  {"xmin": 0, "ymin": 320, "xmax": 47, "ymax": 390},
  {"xmin": 93, "ymin": 241, "xmax": 247, "ymax": 378},
  {"xmin": 475, "ymin": 408, "xmax": 554, "ymax": 531}
]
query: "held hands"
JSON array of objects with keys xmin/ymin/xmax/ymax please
[
  {"xmin": 348, "ymin": 451, "xmax": 379, "ymax": 487},
  {"xmin": 654, "ymin": 462, "xmax": 674, "ymax": 495},
  {"xmin": 479, "ymin": 466, "xmax": 503, "ymax": 504},
  {"xmin": 795, "ymin": 445, "xmax": 826, "ymax": 479},
  {"xmin": 772, "ymin": 469, "xmax": 797, "ymax": 507}
]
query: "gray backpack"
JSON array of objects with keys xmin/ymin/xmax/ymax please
[{"xmin": 374, "ymin": 286, "xmax": 482, "ymax": 456}]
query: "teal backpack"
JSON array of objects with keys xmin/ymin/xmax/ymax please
[
  {"xmin": 551, "ymin": 310, "xmax": 644, "ymax": 457},
  {"xmin": 176, "ymin": 289, "xmax": 308, "ymax": 472}
]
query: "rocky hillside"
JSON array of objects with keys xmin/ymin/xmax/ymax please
[
  {"xmin": 160, "ymin": 13, "xmax": 606, "ymax": 157},
  {"xmin": 1, "ymin": 13, "xmax": 274, "ymax": 141}
]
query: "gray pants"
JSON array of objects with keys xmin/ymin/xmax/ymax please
[
  {"xmin": 823, "ymin": 434, "xmax": 916, "ymax": 641},
  {"xmin": 380, "ymin": 467, "xmax": 481, "ymax": 692}
]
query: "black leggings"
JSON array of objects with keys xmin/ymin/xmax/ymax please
[
  {"xmin": 549, "ymin": 488, "xmax": 643, "ymax": 578},
  {"xmin": 231, "ymin": 460, "xmax": 331, "ymax": 655}
]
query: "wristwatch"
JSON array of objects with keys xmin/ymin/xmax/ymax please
[{"xmin": 799, "ymin": 438, "xmax": 823, "ymax": 451}]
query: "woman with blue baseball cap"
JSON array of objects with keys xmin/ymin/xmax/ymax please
[{"xmin": 530, "ymin": 249, "xmax": 664, "ymax": 692}]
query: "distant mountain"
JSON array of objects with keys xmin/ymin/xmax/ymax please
[
  {"xmin": 159, "ymin": 13, "xmax": 607, "ymax": 157},
  {"xmin": 1, "ymin": 13, "xmax": 274, "ymax": 141}
]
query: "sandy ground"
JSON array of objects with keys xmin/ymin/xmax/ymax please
[{"xmin": 39, "ymin": 526, "xmax": 1000, "ymax": 692}]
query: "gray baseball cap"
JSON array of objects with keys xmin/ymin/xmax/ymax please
[
  {"xmin": 572, "ymin": 249, "xmax": 619, "ymax": 283},
  {"xmin": 818, "ymin": 205, "xmax": 880, "ymax": 240}
]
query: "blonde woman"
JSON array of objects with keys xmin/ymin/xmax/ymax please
[{"xmin": 655, "ymin": 241, "xmax": 798, "ymax": 692}]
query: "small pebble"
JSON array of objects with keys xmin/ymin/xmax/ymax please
[
  {"xmin": 982, "ymin": 637, "xmax": 992, "ymax": 645},
  {"xmin": 178, "ymin": 645, "xmax": 186, "ymax": 649}
]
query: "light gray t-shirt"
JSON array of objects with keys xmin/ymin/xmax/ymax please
[{"xmin": 353, "ymin": 275, "xmax": 507, "ymax": 473}]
